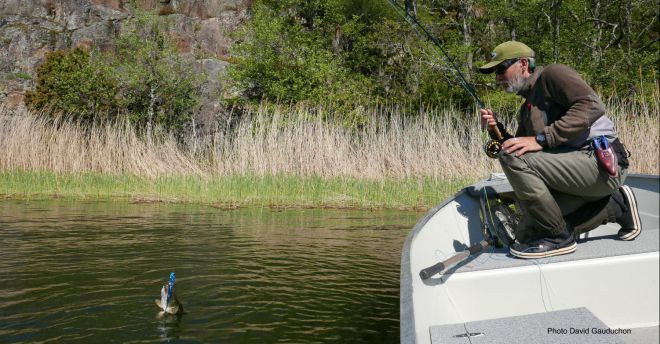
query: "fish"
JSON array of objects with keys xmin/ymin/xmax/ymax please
[{"xmin": 155, "ymin": 272, "xmax": 183, "ymax": 315}]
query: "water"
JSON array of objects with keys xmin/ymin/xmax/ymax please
[{"xmin": 0, "ymin": 200, "xmax": 421, "ymax": 343}]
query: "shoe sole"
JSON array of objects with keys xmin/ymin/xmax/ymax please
[
  {"xmin": 510, "ymin": 241, "xmax": 577, "ymax": 259},
  {"xmin": 619, "ymin": 185, "xmax": 642, "ymax": 241}
]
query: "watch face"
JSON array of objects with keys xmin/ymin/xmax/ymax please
[{"xmin": 536, "ymin": 134, "xmax": 546, "ymax": 146}]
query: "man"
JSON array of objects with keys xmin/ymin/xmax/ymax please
[{"xmin": 478, "ymin": 41, "xmax": 641, "ymax": 259}]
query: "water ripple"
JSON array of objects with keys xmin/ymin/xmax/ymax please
[{"xmin": 0, "ymin": 200, "xmax": 421, "ymax": 343}]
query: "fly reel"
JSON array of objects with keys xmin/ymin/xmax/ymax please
[
  {"xmin": 484, "ymin": 123, "xmax": 504, "ymax": 159},
  {"xmin": 484, "ymin": 139, "xmax": 502, "ymax": 159}
]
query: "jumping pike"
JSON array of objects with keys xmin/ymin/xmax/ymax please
[{"xmin": 155, "ymin": 272, "xmax": 183, "ymax": 315}]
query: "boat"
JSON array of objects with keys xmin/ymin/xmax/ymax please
[{"xmin": 401, "ymin": 173, "xmax": 659, "ymax": 344}]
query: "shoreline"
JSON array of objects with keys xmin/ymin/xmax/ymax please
[{"xmin": 0, "ymin": 170, "xmax": 474, "ymax": 211}]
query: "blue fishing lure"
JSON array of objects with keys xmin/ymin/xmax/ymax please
[{"xmin": 166, "ymin": 272, "xmax": 175, "ymax": 306}]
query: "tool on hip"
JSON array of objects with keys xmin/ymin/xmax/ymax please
[
  {"xmin": 385, "ymin": 0, "xmax": 502, "ymax": 159},
  {"xmin": 592, "ymin": 136, "xmax": 618, "ymax": 177}
]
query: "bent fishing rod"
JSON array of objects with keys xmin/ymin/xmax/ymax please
[
  {"xmin": 385, "ymin": 0, "xmax": 504, "ymax": 158},
  {"xmin": 386, "ymin": 0, "xmax": 508, "ymax": 279}
]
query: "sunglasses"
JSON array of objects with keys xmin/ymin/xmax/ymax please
[{"xmin": 495, "ymin": 59, "xmax": 520, "ymax": 75}]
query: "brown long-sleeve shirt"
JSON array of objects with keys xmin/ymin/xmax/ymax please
[{"xmin": 515, "ymin": 64, "xmax": 616, "ymax": 148}]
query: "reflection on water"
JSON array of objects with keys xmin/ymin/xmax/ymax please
[
  {"xmin": 156, "ymin": 312, "xmax": 182, "ymax": 342},
  {"xmin": 0, "ymin": 200, "xmax": 421, "ymax": 343}
]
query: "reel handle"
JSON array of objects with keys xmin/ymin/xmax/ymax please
[{"xmin": 489, "ymin": 123, "xmax": 503, "ymax": 140}]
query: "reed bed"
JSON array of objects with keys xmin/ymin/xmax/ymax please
[
  {"xmin": 0, "ymin": 110, "xmax": 202, "ymax": 178},
  {"xmin": 1, "ymin": 99, "xmax": 657, "ymax": 179},
  {"xmin": 0, "ymin": 96, "xmax": 657, "ymax": 208},
  {"xmin": 209, "ymin": 104, "xmax": 504, "ymax": 180}
]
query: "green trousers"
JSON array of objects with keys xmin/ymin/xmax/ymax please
[{"xmin": 498, "ymin": 148, "xmax": 626, "ymax": 242}]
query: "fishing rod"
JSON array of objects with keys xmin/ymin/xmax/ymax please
[
  {"xmin": 386, "ymin": 0, "xmax": 483, "ymax": 108},
  {"xmin": 419, "ymin": 191, "xmax": 517, "ymax": 280},
  {"xmin": 419, "ymin": 240, "xmax": 489, "ymax": 280},
  {"xmin": 386, "ymin": 1, "xmax": 514, "ymax": 280},
  {"xmin": 384, "ymin": 0, "xmax": 504, "ymax": 157}
]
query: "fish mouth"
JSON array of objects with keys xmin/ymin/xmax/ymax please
[
  {"xmin": 165, "ymin": 304, "xmax": 180, "ymax": 315},
  {"xmin": 155, "ymin": 297, "xmax": 183, "ymax": 315}
]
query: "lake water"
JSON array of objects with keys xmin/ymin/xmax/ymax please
[{"xmin": 0, "ymin": 200, "xmax": 422, "ymax": 343}]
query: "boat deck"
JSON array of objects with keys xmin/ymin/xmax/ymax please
[
  {"xmin": 452, "ymin": 174, "xmax": 659, "ymax": 273},
  {"xmin": 449, "ymin": 221, "xmax": 658, "ymax": 274}
]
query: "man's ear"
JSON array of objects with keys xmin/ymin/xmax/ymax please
[{"xmin": 519, "ymin": 58, "xmax": 530, "ymax": 74}]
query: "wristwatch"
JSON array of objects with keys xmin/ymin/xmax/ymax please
[{"xmin": 535, "ymin": 133, "xmax": 547, "ymax": 147}]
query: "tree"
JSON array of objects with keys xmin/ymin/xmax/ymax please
[
  {"xmin": 109, "ymin": 12, "xmax": 203, "ymax": 135},
  {"xmin": 229, "ymin": 1, "xmax": 372, "ymax": 109},
  {"xmin": 228, "ymin": 0, "xmax": 659, "ymax": 117},
  {"xmin": 26, "ymin": 11, "xmax": 204, "ymax": 134},
  {"xmin": 25, "ymin": 48, "xmax": 118, "ymax": 121}
]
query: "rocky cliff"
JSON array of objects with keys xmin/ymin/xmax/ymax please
[{"xmin": 0, "ymin": 0, "xmax": 250, "ymax": 130}]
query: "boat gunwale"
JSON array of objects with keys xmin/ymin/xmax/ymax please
[{"xmin": 400, "ymin": 173, "xmax": 659, "ymax": 344}]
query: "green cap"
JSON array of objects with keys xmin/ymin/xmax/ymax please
[{"xmin": 479, "ymin": 41, "xmax": 535, "ymax": 74}]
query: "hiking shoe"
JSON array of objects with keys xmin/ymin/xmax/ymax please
[
  {"xmin": 617, "ymin": 185, "xmax": 642, "ymax": 241},
  {"xmin": 510, "ymin": 233, "xmax": 577, "ymax": 259}
]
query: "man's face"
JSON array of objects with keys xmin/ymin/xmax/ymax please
[{"xmin": 495, "ymin": 59, "xmax": 525, "ymax": 93}]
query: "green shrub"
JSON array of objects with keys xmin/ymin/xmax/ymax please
[
  {"xmin": 229, "ymin": 2, "xmax": 372, "ymax": 115},
  {"xmin": 108, "ymin": 12, "xmax": 203, "ymax": 132},
  {"xmin": 25, "ymin": 48, "xmax": 118, "ymax": 121},
  {"xmin": 228, "ymin": 0, "xmax": 658, "ymax": 122},
  {"xmin": 25, "ymin": 11, "xmax": 203, "ymax": 133}
]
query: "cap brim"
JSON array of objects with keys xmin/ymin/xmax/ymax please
[{"xmin": 478, "ymin": 59, "xmax": 505, "ymax": 74}]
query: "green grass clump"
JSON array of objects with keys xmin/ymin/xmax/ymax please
[{"xmin": 0, "ymin": 170, "xmax": 473, "ymax": 210}]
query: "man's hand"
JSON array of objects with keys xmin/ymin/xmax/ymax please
[
  {"xmin": 479, "ymin": 108, "xmax": 497, "ymax": 129},
  {"xmin": 502, "ymin": 136, "xmax": 542, "ymax": 156}
]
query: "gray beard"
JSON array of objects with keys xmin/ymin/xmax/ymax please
[{"xmin": 505, "ymin": 74, "xmax": 526, "ymax": 94}]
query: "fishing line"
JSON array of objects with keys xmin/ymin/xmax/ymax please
[
  {"xmin": 484, "ymin": 190, "xmax": 499, "ymax": 234},
  {"xmin": 532, "ymin": 258, "xmax": 572, "ymax": 312},
  {"xmin": 529, "ymin": 259, "xmax": 552, "ymax": 312},
  {"xmin": 483, "ymin": 188, "xmax": 569, "ymax": 312},
  {"xmin": 385, "ymin": 0, "xmax": 485, "ymax": 108},
  {"xmin": 386, "ymin": 0, "xmax": 506, "ymax": 159},
  {"xmin": 439, "ymin": 277, "xmax": 474, "ymax": 344},
  {"xmin": 515, "ymin": 248, "xmax": 564, "ymax": 312}
]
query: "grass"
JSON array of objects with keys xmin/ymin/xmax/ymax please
[
  {"xmin": 0, "ymin": 103, "xmax": 505, "ymax": 179},
  {"xmin": 0, "ymin": 170, "xmax": 470, "ymax": 210},
  {"xmin": 0, "ymin": 92, "xmax": 657, "ymax": 210}
]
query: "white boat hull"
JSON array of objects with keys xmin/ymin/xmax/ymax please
[{"xmin": 401, "ymin": 174, "xmax": 659, "ymax": 344}]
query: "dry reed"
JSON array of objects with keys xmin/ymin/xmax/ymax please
[{"xmin": 1, "ymin": 96, "xmax": 657, "ymax": 180}]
